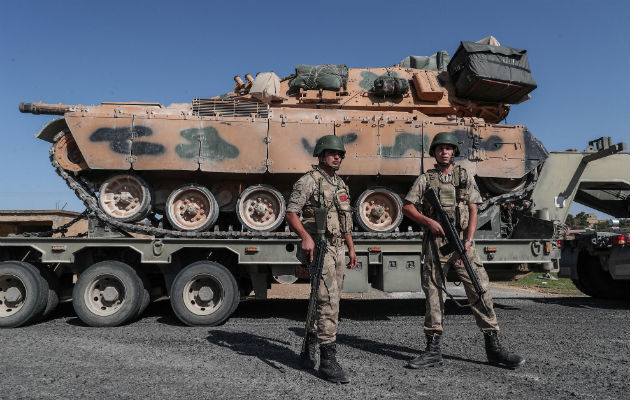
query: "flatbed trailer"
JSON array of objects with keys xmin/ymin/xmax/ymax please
[{"xmin": 0, "ymin": 229, "xmax": 560, "ymax": 328}]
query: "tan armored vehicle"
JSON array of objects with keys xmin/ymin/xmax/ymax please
[{"xmin": 20, "ymin": 38, "xmax": 545, "ymax": 236}]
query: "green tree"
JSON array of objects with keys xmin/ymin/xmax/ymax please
[
  {"xmin": 573, "ymin": 212, "xmax": 589, "ymax": 229},
  {"xmin": 594, "ymin": 220, "xmax": 610, "ymax": 229},
  {"xmin": 619, "ymin": 218, "xmax": 630, "ymax": 228},
  {"xmin": 565, "ymin": 213, "xmax": 575, "ymax": 227}
]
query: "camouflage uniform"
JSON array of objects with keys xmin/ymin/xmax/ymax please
[
  {"xmin": 287, "ymin": 165, "xmax": 353, "ymax": 345},
  {"xmin": 405, "ymin": 163, "xmax": 499, "ymax": 333}
]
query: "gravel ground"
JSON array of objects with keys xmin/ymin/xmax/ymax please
[{"xmin": 1, "ymin": 286, "xmax": 628, "ymax": 400}]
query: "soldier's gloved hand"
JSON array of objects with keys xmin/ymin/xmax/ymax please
[
  {"xmin": 427, "ymin": 218, "xmax": 445, "ymax": 237},
  {"xmin": 302, "ymin": 235, "xmax": 315, "ymax": 263},
  {"xmin": 346, "ymin": 249, "xmax": 358, "ymax": 269}
]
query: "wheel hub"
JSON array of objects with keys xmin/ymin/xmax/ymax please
[
  {"xmin": 253, "ymin": 201, "xmax": 269, "ymax": 216},
  {"xmin": 86, "ymin": 276, "xmax": 125, "ymax": 316},
  {"xmin": 197, "ymin": 286, "xmax": 214, "ymax": 302},
  {"xmin": 370, "ymin": 204, "xmax": 385, "ymax": 218},
  {"xmin": 183, "ymin": 202, "xmax": 201, "ymax": 218},
  {"xmin": 101, "ymin": 286, "xmax": 120, "ymax": 302},
  {"xmin": 183, "ymin": 276, "xmax": 223, "ymax": 315},
  {"xmin": 116, "ymin": 191, "xmax": 135, "ymax": 205},
  {"xmin": 4, "ymin": 286, "xmax": 22, "ymax": 303}
]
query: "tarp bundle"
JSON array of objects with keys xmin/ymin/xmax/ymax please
[
  {"xmin": 373, "ymin": 76, "xmax": 409, "ymax": 97},
  {"xmin": 399, "ymin": 50, "xmax": 450, "ymax": 71},
  {"xmin": 250, "ymin": 72, "xmax": 281, "ymax": 103},
  {"xmin": 447, "ymin": 41, "xmax": 537, "ymax": 103},
  {"xmin": 289, "ymin": 64, "xmax": 349, "ymax": 91}
]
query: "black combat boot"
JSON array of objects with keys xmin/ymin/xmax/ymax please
[
  {"xmin": 319, "ymin": 342, "xmax": 350, "ymax": 383},
  {"xmin": 484, "ymin": 331, "xmax": 526, "ymax": 369},
  {"xmin": 406, "ymin": 331, "xmax": 443, "ymax": 369},
  {"xmin": 299, "ymin": 332, "xmax": 318, "ymax": 369}
]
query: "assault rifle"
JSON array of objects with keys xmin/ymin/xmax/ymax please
[
  {"xmin": 425, "ymin": 187, "xmax": 490, "ymax": 316},
  {"xmin": 301, "ymin": 207, "xmax": 329, "ymax": 354}
]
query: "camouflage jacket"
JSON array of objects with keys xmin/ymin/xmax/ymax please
[
  {"xmin": 287, "ymin": 165, "xmax": 353, "ymax": 236},
  {"xmin": 405, "ymin": 163, "xmax": 482, "ymax": 231}
]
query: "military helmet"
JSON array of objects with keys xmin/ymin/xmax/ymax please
[
  {"xmin": 312, "ymin": 135, "xmax": 346, "ymax": 158},
  {"xmin": 429, "ymin": 132, "xmax": 460, "ymax": 157}
]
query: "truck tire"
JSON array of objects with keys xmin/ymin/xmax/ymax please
[
  {"xmin": 38, "ymin": 266, "xmax": 60, "ymax": 319},
  {"xmin": 0, "ymin": 261, "xmax": 48, "ymax": 328},
  {"xmin": 170, "ymin": 261, "xmax": 239, "ymax": 326},
  {"xmin": 72, "ymin": 261, "xmax": 143, "ymax": 327},
  {"xmin": 576, "ymin": 252, "xmax": 629, "ymax": 300},
  {"xmin": 134, "ymin": 269, "xmax": 151, "ymax": 319}
]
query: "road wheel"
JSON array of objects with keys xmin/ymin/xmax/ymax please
[
  {"xmin": 165, "ymin": 184, "xmax": 219, "ymax": 232},
  {"xmin": 0, "ymin": 261, "xmax": 48, "ymax": 328},
  {"xmin": 170, "ymin": 261, "xmax": 239, "ymax": 326},
  {"xmin": 354, "ymin": 187, "xmax": 403, "ymax": 233},
  {"xmin": 72, "ymin": 261, "xmax": 143, "ymax": 327},
  {"xmin": 236, "ymin": 185, "xmax": 286, "ymax": 232},
  {"xmin": 98, "ymin": 174, "xmax": 152, "ymax": 222}
]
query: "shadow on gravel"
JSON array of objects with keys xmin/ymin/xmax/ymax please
[
  {"xmin": 287, "ymin": 327, "xmax": 420, "ymax": 361},
  {"xmin": 232, "ymin": 298, "xmax": 477, "ymax": 322},
  {"xmin": 206, "ymin": 329, "xmax": 306, "ymax": 374},
  {"xmin": 527, "ymin": 297, "xmax": 630, "ymax": 309}
]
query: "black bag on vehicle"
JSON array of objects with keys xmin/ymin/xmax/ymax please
[
  {"xmin": 447, "ymin": 41, "xmax": 537, "ymax": 103},
  {"xmin": 373, "ymin": 76, "xmax": 409, "ymax": 97}
]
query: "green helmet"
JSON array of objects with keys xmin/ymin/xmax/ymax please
[
  {"xmin": 429, "ymin": 132, "xmax": 460, "ymax": 157},
  {"xmin": 312, "ymin": 135, "xmax": 346, "ymax": 158}
]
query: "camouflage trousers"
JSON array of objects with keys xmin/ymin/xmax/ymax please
[
  {"xmin": 302, "ymin": 242, "xmax": 346, "ymax": 345},
  {"xmin": 422, "ymin": 235, "xmax": 499, "ymax": 333}
]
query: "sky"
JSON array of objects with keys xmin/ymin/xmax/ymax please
[{"xmin": 0, "ymin": 0, "xmax": 628, "ymax": 218}]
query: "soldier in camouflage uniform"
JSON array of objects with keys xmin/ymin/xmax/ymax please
[
  {"xmin": 286, "ymin": 135, "xmax": 357, "ymax": 383},
  {"xmin": 402, "ymin": 132, "xmax": 525, "ymax": 370}
]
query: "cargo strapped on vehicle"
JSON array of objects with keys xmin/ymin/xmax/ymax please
[
  {"xmin": 447, "ymin": 41, "xmax": 537, "ymax": 104},
  {"xmin": 289, "ymin": 64, "xmax": 349, "ymax": 91}
]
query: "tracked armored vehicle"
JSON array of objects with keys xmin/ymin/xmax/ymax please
[{"xmin": 19, "ymin": 39, "xmax": 546, "ymax": 238}]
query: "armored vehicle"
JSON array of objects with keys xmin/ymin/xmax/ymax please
[{"xmin": 20, "ymin": 39, "xmax": 545, "ymax": 239}]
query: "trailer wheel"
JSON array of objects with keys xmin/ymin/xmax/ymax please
[
  {"xmin": 0, "ymin": 261, "xmax": 48, "ymax": 328},
  {"xmin": 72, "ymin": 261, "xmax": 143, "ymax": 327},
  {"xmin": 170, "ymin": 261, "xmax": 239, "ymax": 326},
  {"xmin": 39, "ymin": 266, "xmax": 60, "ymax": 319},
  {"xmin": 134, "ymin": 269, "xmax": 151, "ymax": 319},
  {"xmin": 577, "ymin": 252, "xmax": 630, "ymax": 300}
]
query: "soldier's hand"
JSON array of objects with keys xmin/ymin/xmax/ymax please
[
  {"xmin": 427, "ymin": 219, "xmax": 445, "ymax": 237},
  {"xmin": 302, "ymin": 235, "xmax": 315, "ymax": 263},
  {"xmin": 347, "ymin": 249, "xmax": 358, "ymax": 269},
  {"xmin": 458, "ymin": 240, "xmax": 473, "ymax": 265}
]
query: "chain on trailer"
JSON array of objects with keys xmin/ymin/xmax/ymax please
[{"xmin": 46, "ymin": 132, "xmax": 424, "ymax": 241}]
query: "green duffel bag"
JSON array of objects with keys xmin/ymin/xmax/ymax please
[
  {"xmin": 290, "ymin": 64, "xmax": 348, "ymax": 90},
  {"xmin": 373, "ymin": 76, "xmax": 409, "ymax": 96}
]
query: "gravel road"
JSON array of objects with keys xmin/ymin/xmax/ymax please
[{"xmin": 1, "ymin": 286, "xmax": 628, "ymax": 399}]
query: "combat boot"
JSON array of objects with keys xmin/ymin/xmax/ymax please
[
  {"xmin": 319, "ymin": 342, "xmax": 350, "ymax": 383},
  {"xmin": 299, "ymin": 332, "xmax": 318, "ymax": 369},
  {"xmin": 484, "ymin": 331, "xmax": 526, "ymax": 369},
  {"xmin": 406, "ymin": 331, "xmax": 443, "ymax": 369}
]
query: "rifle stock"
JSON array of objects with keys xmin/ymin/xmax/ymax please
[
  {"xmin": 425, "ymin": 187, "xmax": 491, "ymax": 316},
  {"xmin": 301, "ymin": 207, "xmax": 329, "ymax": 353}
]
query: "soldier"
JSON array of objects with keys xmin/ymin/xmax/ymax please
[
  {"xmin": 285, "ymin": 135, "xmax": 358, "ymax": 383},
  {"xmin": 402, "ymin": 132, "xmax": 525, "ymax": 369}
]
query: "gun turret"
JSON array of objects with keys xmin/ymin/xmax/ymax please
[{"xmin": 19, "ymin": 102, "xmax": 76, "ymax": 115}]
